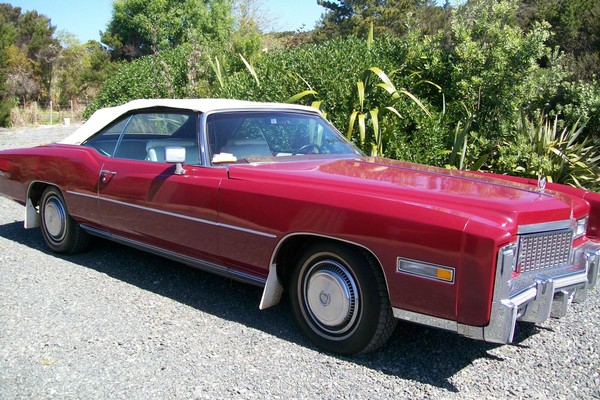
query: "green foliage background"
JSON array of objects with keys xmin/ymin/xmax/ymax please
[{"xmin": 8, "ymin": 0, "xmax": 600, "ymax": 191}]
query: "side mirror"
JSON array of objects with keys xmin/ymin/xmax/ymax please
[{"xmin": 165, "ymin": 146, "xmax": 186, "ymax": 175}]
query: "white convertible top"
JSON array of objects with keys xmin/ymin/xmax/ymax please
[{"xmin": 60, "ymin": 98, "xmax": 319, "ymax": 145}]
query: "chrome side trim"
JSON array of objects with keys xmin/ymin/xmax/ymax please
[
  {"xmin": 518, "ymin": 220, "xmax": 571, "ymax": 234},
  {"xmin": 393, "ymin": 308, "xmax": 458, "ymax": 332},
  {"xmin": 81, "ymin": 224, "xmax": 109, "ymax": 237},
  {"xmin": 99, "ymin": 196, "xmax": 219, "ymax": 226},
  {"xmin": 219, "ymin": 222, "xmax": 277, "ymax": 238},
  {"xmin": 392, "ymin": 308, "xmax": 485, "ymax": 341},
  {"xmin": 80, "ymin": 224, "xmax": 266, "ymax": 287},
  {"xmin": 66, "ymin": 190, "xmax": 97, "ymax": 200},
  {"xmin": 67, "ymin": 190, "xmax": 276, "ymax": 239}
]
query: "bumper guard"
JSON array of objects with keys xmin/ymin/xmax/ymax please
[{"xmin": 483, "ymin": 241, "xmax": 600, "ymax": 343}]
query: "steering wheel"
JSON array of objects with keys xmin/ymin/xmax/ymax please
[{"xmin": 292, "ymin": 143, "xmax": 322, "ymax": 155}]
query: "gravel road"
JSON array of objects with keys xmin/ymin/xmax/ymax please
[{"xmin": 1, "ymin": 125, "xmax": 599, "ymax": 399}]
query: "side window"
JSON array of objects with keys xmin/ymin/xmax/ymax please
[
  {"xmin": 82, "ymin": 116, "xmax": 129, "ymax": 157},
  {"xmin": 83, "ymin": 110, "xmax": 199, "ymax": 164},
  {"xmin": 207, "ymin": 113, "xmax": 272, "ymax": 163}
]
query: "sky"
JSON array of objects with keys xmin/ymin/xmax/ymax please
[{"xmin": 7, "ymin": 0, "xmax": 326, "ymax": 43}]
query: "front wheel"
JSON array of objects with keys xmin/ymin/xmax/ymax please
[
  {"xmin": 289, "ymin": 242, "xmax": 396, "ymax": 354},
  {"xmin": 39, "ymin": 187, "xmax": 89, "ymax": 254}
]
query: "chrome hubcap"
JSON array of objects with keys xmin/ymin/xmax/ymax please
[
  {"xmin": 304, "ymin": 259, "xmax": 359, "ymax": 334},
  {"xmin": 44, "ymin": 197, "xmax": 66, "ymax": 241}
]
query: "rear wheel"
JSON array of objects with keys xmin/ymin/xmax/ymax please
[
  {"xmin": 39, "ymin": 187, "xmax": 89, "ymax": 254},
  {"xmin": 289, "ymin": 242, "xmax": 396, "ymax": 354}
]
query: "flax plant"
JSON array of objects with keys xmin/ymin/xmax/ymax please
[
  {"xmin": 346, "ymin": 67, "xmax": 431, "ymax": 156},
  {"xmin": 498, "ymin": 112, "xmax": 600, "ymax": 190}
]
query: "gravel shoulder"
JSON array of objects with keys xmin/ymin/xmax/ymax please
[{"xmin": 1, "ymin": 125, "xmax": 599, "ymax": 399}]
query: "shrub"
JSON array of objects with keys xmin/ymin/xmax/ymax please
[
  {"xmin": 216, "ymin": 35, "xmax": 447, "ymax": 164},
  {"xmin": 551, "ymin": 80, "xmax": 600, "ymax": 140},
  {"xmin": 85, "ymin": 46, "xmax": 196, "ymax": 118},
  {"xmin": 440, "ymin": 1, "xmax": 551, "ymax": 158},
  {"xmin": 0, "ymin": 97, "xmax": 14, "ymax": 126},
  {"xmin": 495, "ymin": 112, "xmax": 600, "ymax": 190},
  {"xmin": 85, "ymin": 0, "xmax": 599, "ymax": 191}
]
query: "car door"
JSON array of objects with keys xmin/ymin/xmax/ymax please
[{"xmin": 83, "ymin": 109, "xmax": 225, "ymax": 264}]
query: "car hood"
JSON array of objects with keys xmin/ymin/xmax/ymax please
[{"xmin": 226, "ymin": 157, "xmax": 586, "ymax": 232}]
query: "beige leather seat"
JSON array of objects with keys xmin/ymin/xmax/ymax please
[
  {"xmin": 219, "ymin": 139, "xmax": 271, "ymax": 159},
  {"xmin": 146, "ymin": 139, "xmax": 199, "ymax": 164}
]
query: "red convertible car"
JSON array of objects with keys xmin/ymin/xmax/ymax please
[{"xmin": 0, "ymin": 99, "xmax": 599, "ymax": 354}]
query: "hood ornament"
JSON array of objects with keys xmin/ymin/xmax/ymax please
[{"xmin": 537, "ymin": 176, "xmax": 547, "ymax": 192}]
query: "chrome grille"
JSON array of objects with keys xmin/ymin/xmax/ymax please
[{"xmin": 517, "ymin": 229, "xmax": 573, "ymax": 274}]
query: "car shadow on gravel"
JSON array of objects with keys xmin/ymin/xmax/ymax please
[
  {"xmin": 350, "ymin": 319, "xmax": 542, "ymax": 392},
  {"xmin": 0, "ymin": 221, "xmax": 544, "ymax": 392}
]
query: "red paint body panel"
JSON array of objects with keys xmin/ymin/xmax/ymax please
[
  {"xmin": 96, "ymin": 158, "xmax": 224, "ymax": 264},
  {"xmin": 221, "ymin": 158, "xmax": 585, "ymax": 325},
  {"xmin": 477, "ymin": 172, "xmax": 600, "ymax": 240},
  {"xmin": 0, "ymin": 142, "xmax": 597, "ymax": 328}
]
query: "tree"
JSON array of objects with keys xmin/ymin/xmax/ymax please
[
  {"xmin": 77, "ymin": 41, "xmax": 117, "ymax": 102},
  {"xmin": 313, "ymin": 0, "xmax": 444, "ymax": 41},
  {"xmin": 47, "ymin": 31, "xmax": 117, "ymax": 106},
  {"xmin": 101, "ymin": 0, "xmax": 234, "ymax": 60},
  {"xmin": 4, "ymin": 44, "xmax": 40, "ymax": 102},
  {"xmin": 0, "ymin": 4, "xmax": 59, "ymax": 108},
  {"xmin": 231, "ymin": 0, "xmax": 266, "ymax": 57},
  {"xmin": 14, "ymin": 10, "xmax": 60, "ymax": 100},
  {"xmin": 517, "ymin": 0, "xmax": 600, "ymax": 80},
  {"xmin": 518, "ymin": 0, "xmax": 595, "ymax": 53},
  {"xmin": 0, "ymin": 9, "xmax": 17, "ymax": 125}
]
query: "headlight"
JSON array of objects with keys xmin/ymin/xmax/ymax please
[{"xmin": 574, "ymin": 216, "xmax": 589, "ymax": 240}]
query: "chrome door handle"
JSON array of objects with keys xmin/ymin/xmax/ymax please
[{"xmin": 100, "ymin": 169, "xmax": 117, "ymax": 182}]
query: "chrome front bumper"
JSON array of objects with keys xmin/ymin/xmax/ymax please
[
  {"xmin": 483, "ymin": 241, "xmax": 600, "ymax": 343},
  {"xmin": 392, "ymin": 240, "xmax": 600, "ymax": 343}
]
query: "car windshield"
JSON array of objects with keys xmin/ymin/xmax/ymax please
[{"xmin": 207, "ymin": 111, "xmax": 362, "ymax": 164}]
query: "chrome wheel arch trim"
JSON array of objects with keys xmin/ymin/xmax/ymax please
[{"xmin": 260, "ymin": 232, "xmax": 389, "ymax": 310}]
